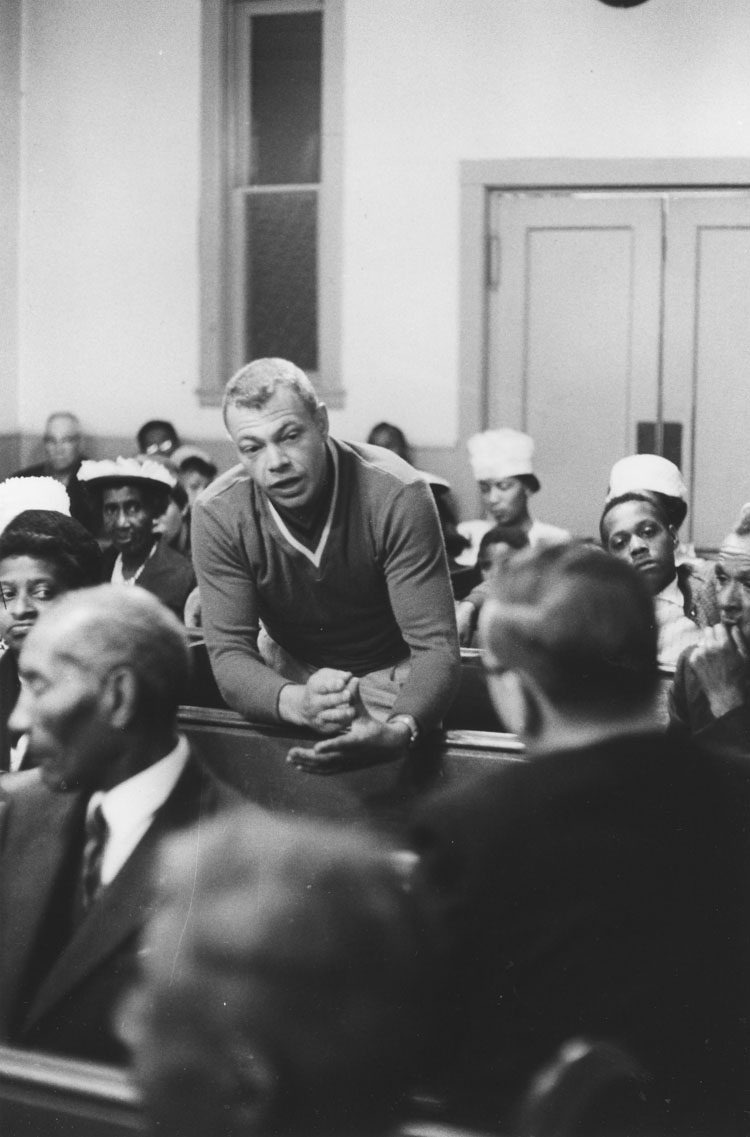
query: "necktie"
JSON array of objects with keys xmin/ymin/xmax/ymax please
[{"xmin": 80, "ymin": 800, "xmax": 108, "ymax": 911}]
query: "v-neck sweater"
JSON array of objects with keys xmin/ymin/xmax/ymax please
[{"xmin": 191, "ymin": 438, "xmax": 461, "ymax": 728}]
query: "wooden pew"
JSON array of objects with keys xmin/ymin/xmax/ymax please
[
  {"xmin": 186, "ymin": 639, "xmax": 503, "ymax": 731},
  {"xmin": 179, "ymin": 705, "xmax": 524, "ymax": 834},
  {"xmin": 0, "ymin": 1045, "xmax": 144, "ymax": 1136}
]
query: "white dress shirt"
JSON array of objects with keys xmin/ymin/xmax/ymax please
[
  {"xmin": 86, "ymin": 734, "xmax": 189, "ymax": 886},
  {"xmin": 654, "ymin": 574, "xmax": 703, "ymax": 672}
]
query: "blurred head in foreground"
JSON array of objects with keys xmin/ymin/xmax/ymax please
[
  {"xmin": 122, "ymin": 812, "xmax": 426, "ymax": 1137},
  {"xmin": 479, "ymin": 543, "xmax": 659, "ymax": 749}
]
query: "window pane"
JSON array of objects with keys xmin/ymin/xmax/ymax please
[
  {"xmin": 244, "ymin": 191, "xmax": 318, "ymax": 369},
  {"xmin": 250, "ymin": 13, "xmax": 322, "ymax": 186}
]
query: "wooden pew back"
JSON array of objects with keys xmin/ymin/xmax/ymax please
[{"xmin": 180, "ymin": 706, "xmax": 525, "ymax": 833}]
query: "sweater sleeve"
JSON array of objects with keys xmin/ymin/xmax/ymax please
[
  {"xmin": 191, "ymin": 493, "xmax": 287, "ymax": 723},
  {"xmin": 379, "ymin": 479, "xmax": 461, "ymax": 731}
]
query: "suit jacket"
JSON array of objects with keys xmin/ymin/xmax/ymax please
[
  {"xmin": 102, "ymin": 539, "xmax": 196, "ymax": 619},
  {"xmin": 0, "ymin": 747, "xmax": 245, "ymax": 1064},
  {"xmin": 0, "ymin": 651, "xmax": 20, "ymax": 774},
  {"xmin": 412, "ymin": 732, "xmax": 750, "ymax": 1131}
]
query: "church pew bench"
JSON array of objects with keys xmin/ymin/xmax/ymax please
[{"xmin": 179, "ymin": 705, "xmax": 524, "ymax": 833}]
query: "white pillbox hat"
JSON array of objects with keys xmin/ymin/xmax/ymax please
[
  {"xmin": 467, "ymin": 429, "xmax": 539, "ymax": 490},
  {"xmin": 606, "ymin": 454, "xmax": 687, "ymax": 503}
]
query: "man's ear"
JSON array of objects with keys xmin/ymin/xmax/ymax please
[
  {"xmin": 103, "ymin": 666, "xmax": 139, "ymax": 730},
  {"xmin": 314, "ymin": 403, "xmax": 329, "ymax": 439},
  {"xmin": 486, "ymin": 668, "xmax": 540, "ymax": 738}
]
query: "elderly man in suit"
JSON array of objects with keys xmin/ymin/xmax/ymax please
[{"xmin": 0, "ymin": 584, "xmax": 243, "ymax": 1064}]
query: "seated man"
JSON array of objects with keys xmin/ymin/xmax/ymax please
[
  {"xmin": 78, "ymin": 456, "xmax": 196, "ymax": 619},
  {"xmin": 456, "ymin": 428, "xmax": 570, "ymax": 566},
  {"xmin": 0, "ymin": 508, "xmax": 103, "ymax": 771},
  {"xmin": 669, "ymin": 506, "xmax": 750, "ymax": 755},
  {"xmin": 120, "ymin": 812, "xmax": 427, "ymax": 1137},
  {"xmin": 412, "ymin": 545, "xmax": 749, "ymax": 1133},
  {"xmin": 192, "ymin": 358, "xmax": 460, "ymax": 771},
  {"xmin": 600, "ymin": 491, "xmax": 718, "ymax": 670},
  {"xmin": 0, "ymin": 585, "xmax": 244, "ymax": 1063},
  {"xmin": 12, "ymin": 412, "xmax": 99, "ymax": 533}
]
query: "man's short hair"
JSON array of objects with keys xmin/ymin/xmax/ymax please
[
  {"xmin": 127, "ymin": 812, "xmax": 426, "ymax": 1137},
  {"xmin": 599, "ymin": 491, "xmax": 672, "ymax": 545},
  {"xmin": 48, "ymin": 585, "xmax": 190, "ymax": 730},
  {"xmin": 222, "ymin": 358, "xmax": 321, "ymax": 424},
  {"xmin": 0, "ymin": 510, "xmax": 102, "ymax": 590},
  {"xmin": 44, "ymin": 412, "xmax": 81, "ymax": 439},
  {"xmin": 481, "ymin": 542, "xmax": 658, "ymax": 710}
]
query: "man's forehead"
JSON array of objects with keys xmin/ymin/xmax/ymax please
[
  {"xmin": 228, "ymin": 391, "xmax": 314, "ymax": 430},
  {"xmin": 102, "ymin": 483, "xmax": 145, "ymax": 502},
  {"xmin": 719, "ymin": 534, "xmax": 750, "ymax": 566},
  {"xmin": 46, "ymin": 414, "xmax": 79, "ymax": 435}
]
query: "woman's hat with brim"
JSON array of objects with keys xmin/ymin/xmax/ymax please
[{"xmin": 78, "ymin": 456, "xmax": 176, "ymax": 492}]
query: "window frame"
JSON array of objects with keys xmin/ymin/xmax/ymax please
[{"xmin": 199, "ymin": 0, "xmax": 344, "ymax": 408}]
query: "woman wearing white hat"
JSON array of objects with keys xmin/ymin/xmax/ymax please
[{"xmin": 457, "ymin": 429, "xmax": 571, "ymax": 567}]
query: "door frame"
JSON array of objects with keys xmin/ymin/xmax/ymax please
[{"xmin": 458, "ymin": 158, "xmax": 750, "ymax": 514}]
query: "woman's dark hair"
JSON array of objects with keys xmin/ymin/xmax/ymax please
[
  {"xmin": 178, "ymin": 455, "xmax": 217, "ymax": 482},
  {"xmin": 366, "ymin": 422, "xmax": 411, "ymax": 464},
  {"xmin": 137, "ymin": 420, "xmax": 180, "ymax": 453},
  {"xmin": 0, "ymin": 510, "xmax": 103, "ymax": 589}
]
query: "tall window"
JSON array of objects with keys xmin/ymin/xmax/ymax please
[{"xmin": 200, "ymin": 0, "xmax": 343, "ymax": 406}]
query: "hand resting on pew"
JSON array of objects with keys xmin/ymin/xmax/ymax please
[
  {"xmin": 287, "ymin": 679, "xmax": 413, "ymax": 774},
  {"xmin": 278, "ymin": 667, "xmax": 359, "ymax": 734}
]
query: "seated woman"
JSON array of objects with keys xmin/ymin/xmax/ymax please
[
  {"xmin": 600, "ymin": 492, "xmax": 718, "ymax": 672},
  {"xmin": 0, "ymin": 508, "xmax": 102, "ymax": 771}
]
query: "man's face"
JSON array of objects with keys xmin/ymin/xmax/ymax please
[
  {"xmin": 601, "ymin": 500, "xmax": 676, "ymax": 595},
  {"xmin": 141, "ymin": 426, "xmax": 177, "ymax": 459},
  {"xmin": 714, "ymin": 533, "xmax": 750, "ymax": 645},
  {"xmin": 44, "ymin": 415, "xmax": 81, "ymax": 476},
  {"xmin": 226, "ymin": 389, "xmax": 329, "ymax": 512},
  {"xmin": 0, "ymin": 555, "xmax": 67, "ymax": 655},
  {"xmin": 9, "ymin": 614, "xmax": 111, "ymax": 793},
  {"xmin": 478, "ymin": 477, "xmax": 530, "ymax": 526},
  {"xmin": 102, "ymin": 484, "xmax": 156, "ymax": 559}
]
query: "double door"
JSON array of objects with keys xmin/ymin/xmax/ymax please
[{"xmin": 487, "ymin": 190, "xmax": 750, "ymax": 546}]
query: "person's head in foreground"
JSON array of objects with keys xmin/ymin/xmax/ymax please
[
  {"xmin": 599, "ymin": 491, "xmax": 678, "ymax": 596},
  {"xmin": 223, "ymin": 358, "xmax": 330, "ymax": 515},
  {"xmin": 478, "ymin": 543, "xmax": 659, "ymax": 750},
  {"xmin": 606, "ymin": 453, "xmax": 688, "ymax": 531},
  {"xmin": 467, "ymin": 429, "xmax": 540, "ymax": 528},
  {"xmin": 121, "ymin": 812, "xmax": 426, "ymax": 1137},
  {"xmin": 0, "ymin": 509, "xmax": 102, "ymax": 655},
  {"xmin": 714, "ymin": 504, "xmax": 750, "ymax": 648},
  {"xmin": 9, "ymin": 584, "xmax": 189, "ymax": 792}
]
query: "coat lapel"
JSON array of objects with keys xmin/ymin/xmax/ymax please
[
  {"xmin": 0, "ymin": 776, "xmax": 84, "ymax": 1034},
  {"xmin": 21, "ymin": 755, "xmax": 215, "ymax": 1032}
]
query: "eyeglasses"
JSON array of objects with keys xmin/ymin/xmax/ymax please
[{"xmin": 144, "ymin": 440, "xmax": 174, "ymax": 456}]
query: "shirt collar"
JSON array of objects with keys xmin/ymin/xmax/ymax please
[
  {"xmin": 89, "ymin": 734, "xmax": 189, "ymax": 834},
  {"xmin": 655, "ymin": 574, "xmax": 684, "ymax": 609}
]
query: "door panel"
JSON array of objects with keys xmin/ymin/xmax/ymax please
[
  {"xmin": 662, "ymin": 195, "xmax": 750, "ymax": 548},
  {"xmin": 488, "ymin": 193, "xmax": 663, "ymax": 538}
]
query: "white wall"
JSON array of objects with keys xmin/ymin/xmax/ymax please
[
  {"xmin": 339, "ymin": 0, "xmax": 750, "ymax": 447},
  {"xmin": 12, "ymin": 0, "xmax": 750, "ymax": 453},
  {"xmin": 0, "ymin": 0, "xmax": 21, "ymax": 434}
]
